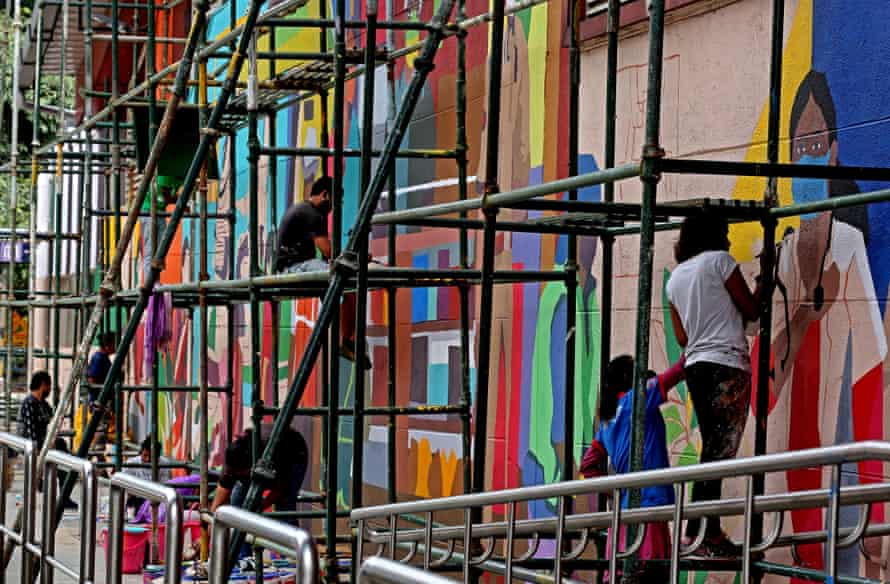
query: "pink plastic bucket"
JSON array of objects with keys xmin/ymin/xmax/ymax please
[
  {"xmin": 99, "ymin": 525, "xmax": 149, "ymax": 574},
  {"xmin": 156, "ymin": 520, "xmax": 202, "ymax": 562}
]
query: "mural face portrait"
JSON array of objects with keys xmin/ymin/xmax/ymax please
[
  {"xmin": 789, "ymin": 72, "xmax": 839, "ymax": 222},
  {"xmin": 790, "ymin": 95, "xmax": 837, "ymax": 167}
]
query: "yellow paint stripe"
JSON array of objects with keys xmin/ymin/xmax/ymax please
[{"xmin": 730, "ymin": 0, "xmax": 812, "ymax": 261}]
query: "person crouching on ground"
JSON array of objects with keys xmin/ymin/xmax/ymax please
[{"xmin": 210, "ymin": 426, "xmax": 309, "ymax": 571}]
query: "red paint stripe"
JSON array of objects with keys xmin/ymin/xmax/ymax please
[
  {"xmin": 787, "ymin": 321, "xmax": 824, "ymax": 579},
  {"xmin": 853, "ymin": 363, "xmax": 885, "ymax": 523},
  {"xmin": 509, "ymin": 266, "xmax": 524, "ymax": 489}
]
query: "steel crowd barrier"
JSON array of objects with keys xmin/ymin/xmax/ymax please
[
  {"xmin": 0, "ymin": 432, "xmax": 36, "ymax": 584},
  {"xmin": 358, "ymin": 556, "xmax": 457, "ymax": 584},
  {"xmin": 351, "ymin": 441, "xmax": 890, "ymax": 584},
  {"xmin": 107, "ymin": 473, "xmax": 182, "ymax": 584},
  {"xmin": 21, "ymin": 450, "xmax": 97, "ymax": 584},
  {"xmin": 209, "ymin": 505, "xmax": 317, "ymax": 584}
]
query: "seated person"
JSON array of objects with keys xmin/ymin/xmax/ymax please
[
  {"xmin": 122, "ymin": 437, "xmax": 174, "ymax": 511},
  {"xmin": 275, "ymin": 176, "xmax": 370, "ymax": 368}
]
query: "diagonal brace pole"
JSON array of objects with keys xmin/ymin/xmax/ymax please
[{"xmin": 224, "ymin": 0, "xmax": 457, "ymax": 570}]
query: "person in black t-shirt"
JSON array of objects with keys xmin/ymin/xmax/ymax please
[
  {"xmin": 18, "ymin": 371, "xmax": 76, "ymax": 508},
  {"xmin": 17, "ymin": 371, "xmax": 54, "ymax": 449},
  {"xmin": 210, "ymin": 427, "xmax": 308, "ymax": 512},
  {"xmin": 275, "ymin": 176, "xmax": 370, "ymax": 368},
  {"xmin": 275, "ymin": 178, "xmax": 332, "ymax": 273},
  {"xmin": 210, "ymin": 426, "xmax": 308, "ymax": 565}
]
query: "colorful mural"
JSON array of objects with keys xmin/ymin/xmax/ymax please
[{"xmin": 104, "ymin": 0, "xmax": 890, "ymax": 580}]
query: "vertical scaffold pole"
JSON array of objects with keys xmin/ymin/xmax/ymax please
[
  {"xmin": 227, "ymin": 130, "xmax": 236, "ymax": 448},
  {"xmin": 269, "ymin": 106, "xmax": 280, "ymax": 410},
  {"xmin": 752, "ymin": 0, "xmax": 784, "ymax": 568},
  {"xmin": 317, "ymin": 0, "xmax": 331, "ymax": 508},
  {"xmin": 352, "ymin": 0, "xmax": 377, "ymax": 518},
  {"xmin": 110, "ymin": 0, "xmax": 125, "ymax": 472},
  {"xmin": 51, "ymin": 0, "xmax": 70, "ymax": 413},
  {"xmin": 4, "ymin": 0, "xmax": 24, "ymax": 433},
  {"xmin": 326, "ymin": 0, "xmax": 347, "ymax": 580},
  {"xmin": 598, "ymin": 3, "xmax": 619, "ymax": 578},
  {"xmin": 246, "ymin": 21, "xmax": 265, "ymax": 574},
  {"xmin": 628, "ymin": 0, "xmax": 666, "ymax": 572},
  {"xmin": 77, "ymin": 0, "xmax": 95, "ymax": 443},
  {"xmin": 384, "ymin": 0, "xmax": 399, "ymax": 505},
  {"xmin": 351, "ymin": 4, "xmax": 377, "ymax": 579},
  {"xmin": 198, "ymin": 44, "xmax": 211, "ymax": 561},
  {"xmin": 600, "ymin": 0, "xmax": 618, "ymax": 379},
  {"xmin": 26, "ymin": 4, "xmax": 43, "ymax": 381},
  {"xmin": 564, "ymin": 0, "xmax": 581, "ymax": 487},
  {"xmin": 456, "ymin": 0, "xmax": 471, "ymax": 498},
  {"xmin": 472, "ymin": 0, "xmax": 506, "ymax": 504}
]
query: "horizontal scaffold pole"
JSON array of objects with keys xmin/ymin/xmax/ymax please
[
  {"xmin": 770, "ymin": 185, "xmax": 890, "ymax": 218},
  {"xmin": 658, "ymin": 157, "xmax": 890, "ymax": 182},
  {"xmin": 371, "ymin": 163, "xmax": 640, "ymax": 224}
]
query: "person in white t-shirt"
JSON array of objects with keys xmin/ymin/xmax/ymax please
[
  {"xmin": 122, "ymin": 437, "xmax": 174, "ymax": 511},
  {"xmin": 665, "ymin": 212, "xmax": 762, "ymax": 557}
]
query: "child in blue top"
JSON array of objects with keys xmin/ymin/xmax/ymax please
[{"xmin": 580, "ymin": 354, "xmax": 685, "ymax": 582}]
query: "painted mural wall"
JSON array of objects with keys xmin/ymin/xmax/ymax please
[{"xmin": 110, "ymin": 0, "xmax": 890, "ymax": 581}]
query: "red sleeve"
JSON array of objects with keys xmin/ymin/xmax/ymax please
[
  {"xmin": 656, "ymin": 354, "xmax": 687, "ymax": 400},
  {"xmin": 579, "ymin": 439, "xmax": 608, "ymax": 478}
]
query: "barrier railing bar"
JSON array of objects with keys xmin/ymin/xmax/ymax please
[
  {"xmin": 209, "ymin": 506, "xmax": 316, "ymax": 584},
  {"xmin": 108, "ymin": 473, "xmax": 182, "ymax": 584},
  {"xmin": 363, "ymin": 481, "xmax": 890, "ymax": 545},
  {"xmin": 359, "ymin": 556, "xmax": 458, "ymax": 584},
  {"xmin": 352, "ymin": 441, "xmax": 890, "ymax": 520},
  {"xmin": 0, "ymin": 433, "xmax": 36, "ymax": 584},
  {"xmin": 38, "ymin": 449, "xmax": 97, "ymax": 584}
]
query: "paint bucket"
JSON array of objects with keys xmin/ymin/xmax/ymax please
[
  {"xmin": 156, "ymin": 518, "xmax": 202, "ymax": 562},
  {"xmin": 100, "ymin": 525, "xmax": 149, "ymax": 574},
  {"xmin": 142, "ymin": 565, "xmax": 165, "ymax": 584}
]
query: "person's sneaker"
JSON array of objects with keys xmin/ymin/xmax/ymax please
[
  {"xmin": 697, "ymin": 532, "xmax": 767, "ymax": 561},
  {"xmin": 341, "ymin": 339, "xmax": 372, "ymax": 370},
  {"xmin": 237, "ymin": 557, "xmax": 257, "ymax": 573},
  {"xmin": 63, "ymin": 499, "xmax": 78, "ymax": 510}
]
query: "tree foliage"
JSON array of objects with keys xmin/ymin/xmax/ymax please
[{"xmin": 0, "ymin": 10, "xmax": 76, "ymax": 230}]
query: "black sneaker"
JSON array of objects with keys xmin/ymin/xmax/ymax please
[
  {"xmin": 63, "ymin": 499, "xmax": 78, "ymax": 510},
  {"xmin": 693, "ymin": 532, "xmax": 766, "ymax": 561}
]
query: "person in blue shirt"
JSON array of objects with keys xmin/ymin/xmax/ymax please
[
  {"xmin": 86, "ymin": 332, "xmax": 115, "ymax": 402},
  {"xmin": 580, "ymin": 354, "xmax": 685, "ymax": 582}
]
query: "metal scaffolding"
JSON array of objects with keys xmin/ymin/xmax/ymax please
[{"xmin": 2, "ymin": 0, "xmax": 890, "ymax": 581}]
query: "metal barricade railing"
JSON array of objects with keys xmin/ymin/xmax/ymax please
[
  {"xmin": 359, "ymin": 556, "xmax": 458, "ymax": 584},
  {"xmin": 351, "ymin": 441, "xmax": 890, "ymax": 584},
  {"xmin": 209, "ymin": 506, "xmax": 316, "ymax": 584},
  {"xmin": 21, "ymin": 450, "xmax": 98, "ymax": 584},
  {"xmin": 0, "ymin": 432, "xmax": 36, "ymax": 584},
  {"xmin": 107, "ymin": 473, "xmax": 182, "ymax": 584}
]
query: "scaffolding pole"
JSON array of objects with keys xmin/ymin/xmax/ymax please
[{"xmin": 225, "ymin": 1, "xmax": 457, "ymax": 575}]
